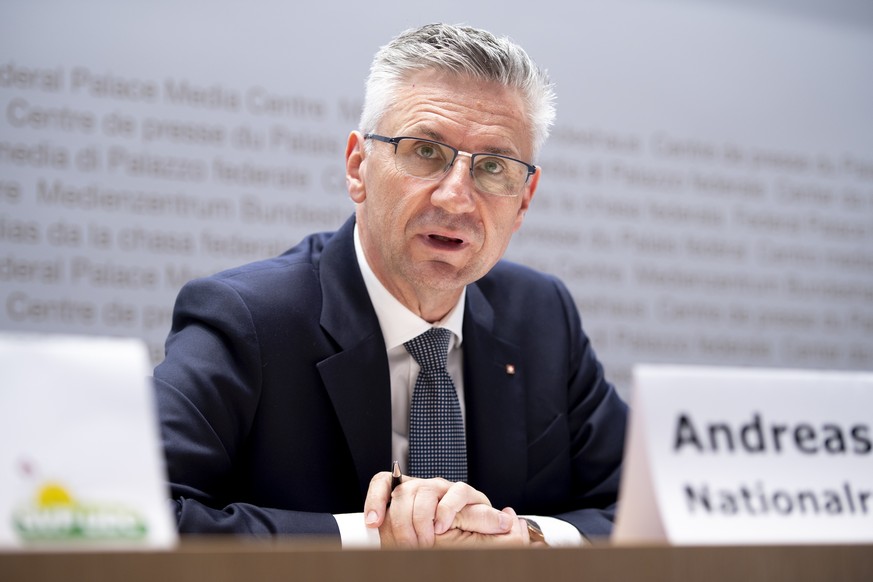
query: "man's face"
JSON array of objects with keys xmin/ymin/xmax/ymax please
[{"xmin": 346, "ymin": 70, "xmax": 539, "ymax": 315}]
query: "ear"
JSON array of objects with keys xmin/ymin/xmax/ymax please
[
  {"xmin": 346, "ymin": 131, "xmax": 367, "ymax": 203},
  {"xmin": 512, "ymin": 166, "xmax": 540, "ymax": 232}
]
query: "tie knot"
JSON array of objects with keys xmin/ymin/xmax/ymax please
[{"xmin": 404, "ymin": 327, "xmax": 452, "ymax": 372}]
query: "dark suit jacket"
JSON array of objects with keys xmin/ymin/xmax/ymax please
[{"xmin": 154, "ymin": 215, "xmax": 627, "ymax": 541}]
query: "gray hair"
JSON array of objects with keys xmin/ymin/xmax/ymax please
[{"xmin": 360, "ymin": 23, "xmax": 556, "ymax": 159}]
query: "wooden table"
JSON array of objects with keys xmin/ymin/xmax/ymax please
[{"xmin": 2, "ymin": 540, "xmax": 872, "ymax": 581}]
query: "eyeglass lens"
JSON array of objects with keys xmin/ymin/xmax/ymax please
[{"xmin": 393, "ymin": 138, "xmax": 528, "ymax": 196}]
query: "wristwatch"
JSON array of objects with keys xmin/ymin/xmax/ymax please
[{"xmin": 521, "ymin": 518, "xmax": 548, "ymax": 546}]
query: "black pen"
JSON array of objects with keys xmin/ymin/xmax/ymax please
[{"xmin": 390, "ymin": 461, "xmax": 402, "ymax": 491}]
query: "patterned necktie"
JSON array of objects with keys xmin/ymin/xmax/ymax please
[{"xmin": 405, "ymin": 327, "xmax": 468, "ymax": 482}]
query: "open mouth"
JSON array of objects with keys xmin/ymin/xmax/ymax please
[{"xmin": 429, "ymin": 234, "xmax": 464, "ymax": 245}]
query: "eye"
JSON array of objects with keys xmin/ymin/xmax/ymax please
[
  {"xmin": 413, "ymin": 142, "xmax": 440, "ymax": 159},
  {"xmin": 477, "ymin": 156, "xmax": 506, "ymax": 175}
]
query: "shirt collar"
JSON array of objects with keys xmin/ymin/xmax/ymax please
[{"xmin": 354, "ymin": 223, "xmax": 465, "ymax": 351}]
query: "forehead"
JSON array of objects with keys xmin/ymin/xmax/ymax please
[{"xmin": 381, "ymin": 70, "xmax": 533, "ymax": 157}]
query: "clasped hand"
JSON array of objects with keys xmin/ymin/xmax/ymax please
[{"xmin": 363, "ymin": 471, "xmax": 530, "ymax": 548}]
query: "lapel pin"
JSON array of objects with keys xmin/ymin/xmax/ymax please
[{"xmin": 505, "ymin": 364, "xmax": 516, "ymax": 375}]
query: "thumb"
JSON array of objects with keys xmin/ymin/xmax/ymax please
[
  {"xmin": 443, "ymin": 504, "xmax": 514, "ymax": 535},
  {"xmin": 362, "ymin": 471, "xmax": 393, "ymax": 528}
]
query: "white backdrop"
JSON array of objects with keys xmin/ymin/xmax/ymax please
[{"xmin": 2, "ymin": 0, "xmax": 872, "ymax": 397}]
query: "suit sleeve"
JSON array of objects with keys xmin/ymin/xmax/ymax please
[
  {"xmin": 153, "ymin": 276, "xmax": 340, "ymax": 541},
  {"xmin": 550, "ymin": 278, "xmax": 628, "ymax": 539}
]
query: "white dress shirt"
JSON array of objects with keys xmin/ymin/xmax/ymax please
[{"xmin": 334, "ymin": 225, "xmax": 583, "ymax": 548}]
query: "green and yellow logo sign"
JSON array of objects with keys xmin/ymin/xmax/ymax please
[{"xmin": 13, "ymin": 481, "xmax": 148, "ymax": 542}]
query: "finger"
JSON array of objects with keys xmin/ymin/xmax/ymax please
[
  {"xmin": 362, "ymin": 471, "xmax": 393, "ymax": 528},
  {"xmin": 501, "ymin": 507, "xmax": 532, "ymax": 546},
  {"xmin": 502, "ymin": 507, "xmax": 523, "ymax": 536},
  {"xmin": 448, "ymin": 503, "xmax": 514, "ymax": 536},
  {"xmin": 433, "ymin": 482, "xmax": 492, "ymax": 534},
  {"xmin": 410, "ymin": 485, "xmax": 442, "ymax": 547},
  {"xmin": 432, "ymin": 507, "xmax": 526, "ymax": 548},
  {"xmin": 386, "ymin": 482, "xmax": 420, "ymax": 548},
  {"xmin": 502, "ymin": 507, "xmax": 529, "ymax": 546},
  {"xmin": 386, "ymin": 478, "xmax": 449, "ymax": 548}
]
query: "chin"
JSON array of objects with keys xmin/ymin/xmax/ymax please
[{"xmin": 426, "ymin": 263, "xmax": 490, "ymax": 291}]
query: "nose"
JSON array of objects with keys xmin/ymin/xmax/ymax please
[{"xmin": 430, "ymin": 153, "xmax": 476, "ymax": 214}]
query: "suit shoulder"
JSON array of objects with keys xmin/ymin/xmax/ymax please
[
  {"xmin": 474, "ymin": 260, "xmax": 577, "ymax": 321},
  {"xmin": 209, "ymin": 230, "xmax": 334, "ymax": 284},
  {"xmin": 175, "ymin": 230, "xmax": 339, "ymax": 319},
  {"xmin": 480, "ymin": 259, "xmax": 566, "ymax": 294}
]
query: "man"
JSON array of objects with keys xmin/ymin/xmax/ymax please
[{"xmin": 154, "ymin": 23, "xmax": 627, "ymax": 548}]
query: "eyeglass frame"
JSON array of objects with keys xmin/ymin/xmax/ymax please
[{"xmin": 363, "ymin": 133, "xmax": 537, "ymax": 197}]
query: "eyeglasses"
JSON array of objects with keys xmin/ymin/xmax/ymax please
[{"xmin": 364, "ymin": 134, "xmax": 536, "ymax": 197}]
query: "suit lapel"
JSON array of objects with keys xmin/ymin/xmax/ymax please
[
  {"xmin": 462, "ymin": 284, "xmax": 528, "ymax": 508},
  {"xmin": 315, "ymin": 217, "xmax": 393, "ymax": 500},
  {"xmin": 311, "ymin": 218, "xmax": 528, "ymax": 505}
]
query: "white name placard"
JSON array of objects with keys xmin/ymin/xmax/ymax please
[
  {"xmin": 613, "ymin": 365, "xmax": 873, "ymax": 545},
  {"xmin": 0, "ymin": 333, "xmax": 177, "ymax": 549}
]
